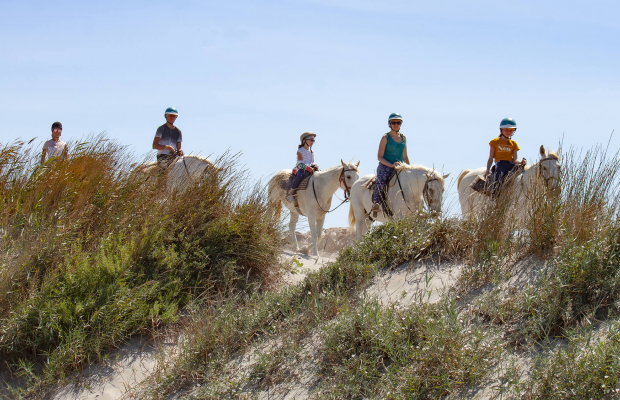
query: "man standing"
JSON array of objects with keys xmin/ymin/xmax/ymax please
[
  {"xmin": 41, "ymin": 121, "xmax": 68, "ymax": 165},
  {"xmin": 153, "ymin": 107, "xmax": 183, "ymax": 169}
]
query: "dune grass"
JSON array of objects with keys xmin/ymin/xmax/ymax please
[
  {"xmin": 4, "ymin": 137, "xmax": 620, "ymax": 399},
  {"xmin": 0, "ymin": 135, "xmax": 284, "ymax": 397},
  {"xmin": 129, "ymin": 144, "xmax": 620, "ymax": 399}
]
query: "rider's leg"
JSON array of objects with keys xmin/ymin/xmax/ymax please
[
  {"xmin": 288, "ymin": 170, "xmax": 306, "ymax": 201},
  {"xmin": 492, "ymin": 160, "xmax": 513, "ymax": 199},
  {"xmin": 372, "ymin": 164, "xmax": 394, "ymax": 211}
]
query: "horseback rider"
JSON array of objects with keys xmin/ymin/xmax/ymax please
[
  {"xmin": 484, "ymin": 118, "xmax": 526, "ymax": 197},
  {"xmin": 287, "ymin": 132, "xmax": 318, "ymax": 202},
  {"xmin": 371, "ymin": 113, "xmax": 410, "ymax": 213},
  {"xmin": 41, "ymin": 121, "xmax": 68, "ymax": 165},
  {"xmin": 153, "ymin": 107, "xmax": 184, "ymax": 170}
]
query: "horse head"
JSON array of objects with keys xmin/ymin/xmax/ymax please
[
  {"xmin": 340, "ymin": 159, "xmax": 361, "ymax": 197},
  {"xmin": 539, "ymin": 145, "xmax": 561, "ymax": 191},
  {"xmin": 423, "ymin": 171, "xmax": 450, "ymax": 214}
]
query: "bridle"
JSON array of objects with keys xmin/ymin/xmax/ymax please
[
  {"xmin": 312, "ymin": 166, "xmax": 357, "ymax": 213},
  {"xmin": 538, "ymin": 157, "xmax": 560, "ymax": 188},
  {"xmin": 339, "ymin": 167, "xmax": 356, "ymax": 200},
  {"xmin": 422, "ymin": 177, "xmax": 441, "ymax": 212},
  {"xmin": 395, "ymin": 170, "xmax": 441, "ymax": 214}
]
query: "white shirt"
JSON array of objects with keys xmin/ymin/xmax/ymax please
[
  {"xmin": 297, "ymin": 147, "xmax": 314, "ymax": 166},
  {"xmin": 43, "ymin": 139, "xmax": 67, "ymax": 161}
]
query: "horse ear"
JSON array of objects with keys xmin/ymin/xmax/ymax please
[
  {"xmin": 540, "ymin": 145, "xmax": 546, "ymax": 158},
  {"xmin": 443, "ymin": 173, "xmax": 450, "ymax": 179},
  {"xmin": 356, "ymin": 161, "xmax": 360, "ymax": 168},
  {"xmin": 341, "ymin": 159, "xmax": 346, "ymax": 167}
]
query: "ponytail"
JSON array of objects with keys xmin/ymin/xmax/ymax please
[{"xmin": 298, "ymin": 139, "xmax": 314, "ymax": 152}]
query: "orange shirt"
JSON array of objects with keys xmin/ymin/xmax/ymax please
[{"xmin": 489, "ymin": 137, "xmax": 520, "ymax": 162}]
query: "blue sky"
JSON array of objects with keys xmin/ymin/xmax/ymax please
[{"xmin": 3, "ymin": 0, "xmax": 619, "ymax": 228}]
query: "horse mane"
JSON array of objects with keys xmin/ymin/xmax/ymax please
[
  {"xmin": 524, "ymin": 150, "xmax": 560, "ymax": 171},
  {"xmin": 320, "ymin": 162, "xmax": 361, "ymax": 174},
  {"xmin": 546, "ymin": 151, "xmax": 560, "ymax": 160},
  {"xmin": 395, "ymin": 164, "xmax": 444, "ymax": 183},
  {"xmin": 184, "ymin": 154, "xmax": 213, "ymax": 163}
]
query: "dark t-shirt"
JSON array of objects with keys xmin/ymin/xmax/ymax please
[{"xmin": 155, "ymin": 124, "xmax": 183, "ymax": 155}]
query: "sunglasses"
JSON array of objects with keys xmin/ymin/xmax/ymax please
[
  {"xmin": 390, "ymin": 121, "xmax": 402, "ymax": 125},
  {"xmin": 306, "ymin": 138, "xmax": 315, "ymax": 142},
  {"xmin": 53, "ymin": 128, "xmax": 62, "ymax": 132}
]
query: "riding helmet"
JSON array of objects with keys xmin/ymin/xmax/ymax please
[
  {"xmin": 164, "ymin": 107, "xmax": 179, "ymax": 116},
  {"xmin": 499, "ymin": 118, "xmax": 517, "ymax": 129},
  {"xmin": 300, "ymin": 131, "xmax": 317, "ymax": 142}
]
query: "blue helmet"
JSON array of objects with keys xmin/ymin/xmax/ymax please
[
  {"xmin": 165, "ymin": 107, "xmax": 179, "ymax": 116},
  {"xmin": 388, "ymin": 112, "xmax": 403, "ymax": 121},
  {"xmin": 500, "ymin": 118, "xmax": 517, "ymax": 129}
]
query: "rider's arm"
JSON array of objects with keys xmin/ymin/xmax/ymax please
[
  {"xmin": 377, "ymin": 136, "xmax": 395, "ymax": 167},
  {"xmin": 297, "ymin": 151, "xmax": 302, "ymax": 161},
  {"xmin": 176, "ymin": 142, "xmax": 183, "ymax": 155},
  {"xmin": 484, "ymin": 146, "xmax": 495, "ymax": 177},
  {"xmin": 40, "ymin": 146, "xmax": 47, "ymax": 165},
  {"xmin": 402, "ymin": 135, "xmax": 410, "ymax": 164},
  {"xmin": 152, "ymin": 137, "xmax": 175, "ymax": 152},
  {"xmin": 512, "ymin": 150, "xmax": 526, "ymax": 165}
]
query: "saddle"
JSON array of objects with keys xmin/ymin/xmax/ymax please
[
  {"xmin": 362, "ymin": 169, "xmax": 398, "ymax": 219},
  {"xmin": 470, "ymin": 164, "xmax": 524, "ymax": 197},
  {"xmin": 278, "ymin": 171, "xmax": 312, "ymax": 192},
  {"xmin": 361, "ymin": 169, "xmax": 398, "ymax": 191}
]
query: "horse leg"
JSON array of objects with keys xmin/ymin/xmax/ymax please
[
  {"xmin": 289, "ymin": 212, "xmax": 300, "ymax": 251},
  {"xmin": 307, "ymin": 213, "xmax": 319, "ymax": 257},
  {"xmin": 315, "ymin": 215, "xmax": 325, "ymax": 240}
]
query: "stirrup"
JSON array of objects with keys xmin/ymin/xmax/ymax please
[{"xmin": 371, "ymin": 203, "xmax": 381, "ymax": 218}]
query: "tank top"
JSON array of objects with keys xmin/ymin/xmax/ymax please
[
  {"xmin": 297, "ymin": 147, "xmax": 314, "ymax": 165},
  {"xmin": 383, "ymin": 133, "xmax": 406, "ymax": 164}
]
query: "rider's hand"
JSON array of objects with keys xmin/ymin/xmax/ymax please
[
  {"xmin": 521, "ymin": 158, "xmax": 526, "ymax": 166},
  {"xmin": 166, "ymin": 145, "xmax": 175, "ymax": 152},
  {"xmin": 393, "ymin": 161, "xmax": 401, "ymax": 167},
  {"xmin": 177, "ymin": 149, "xmax": 184, "ymax": 156},
  {"xmin": 483, "ymin": 170, "xmax": 490, "ymax": 178}
]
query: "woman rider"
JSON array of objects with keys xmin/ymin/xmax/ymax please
[
  {"xmin": 371, "ymin": 113, "xmax": 410, "ymax": 213},
  {"xmin": 484, "ymin": 118, "xmax": 526, "ymax": 196}
]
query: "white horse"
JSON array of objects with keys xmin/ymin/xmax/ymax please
[
  {"xmin": 268, "ymin": 160, "xmax": 360, "ymax": 256},
  {"xmin": 457, "ymin": 145, "xmax": 561, "ymax": 218},
  {"xmin": 132, "ymin": 155, "xmax": 216, "ymax": 191},
  {"xmin": 348, "ymin": 165, "xmax": 449, "ymax": 241}
]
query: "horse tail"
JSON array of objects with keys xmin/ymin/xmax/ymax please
[
  {"xmin": 268, "ymin": 171, "xmax": 288, "ymax": 221},
  {"xmin": 457, "ymin": 170, "xmax": 470, "ymax": 189},
  {"xmin": 348, "ymin": 203, "xmax": 356, "ymax": 235}
]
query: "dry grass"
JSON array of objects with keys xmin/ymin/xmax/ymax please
[{"xmin": 0, "ymin": 134, "xmax": 284, "ymax": 397}]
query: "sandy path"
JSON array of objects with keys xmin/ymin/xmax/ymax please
[
  {"xmin": 51, "ymin": 229, "xmax": 347, "ymax": 400},
  {"xmin": 52, "ymin": 336, "xmax": 171, "ymax": 400},
  {"xmin": 367, "ymin": 260, "xmax": 463, "ymax": 306}
]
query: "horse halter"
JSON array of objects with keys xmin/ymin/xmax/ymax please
[
  {"xmin": 339, "ymin": 166, "xmax": 356, "ymax": 200},
  {"xmin": 538, "ymin": 157, "xmax": 560, "ymax": 188},
  {"xmin": 423, "ymin": 177, "xmax": 441, "ymax": 211}
]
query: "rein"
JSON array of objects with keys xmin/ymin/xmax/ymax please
[
  {"xmin": 312, "ymin": 166, "xmax": 356, "ymax": 214},
  {"xmin": 538, "ymin": 157, "xmax": 559, "ymax": 187},
  {"xmin": 181, "ymin": 156, "xmax": 192, "ymax": 180},
  {"xmin": 395, "ymin": 170, "xmax": 439, "ymax": 214},
  {"xmin": 518, "ymin": 157, "xmax": 559, "ymax": 201}
]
